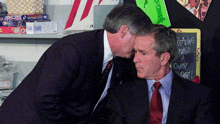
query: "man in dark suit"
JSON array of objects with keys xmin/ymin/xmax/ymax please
[
  {"xmin": 105, "ymin": 24, "xmax": 215, "ymax": 124},
  {"xmin": 0, "ymin": 4, "xmax": 152, "ymax": 124}
]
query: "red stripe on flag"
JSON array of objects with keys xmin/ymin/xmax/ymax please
[
  {"xmin": 98, "ymin": 0, "xmax": 103, "ymax": 5},
  {"xmin": 64, "ymin": 0, "xmax": 81, "ymax": 29},
  {"xmin": 80, "ymin": 0, "xmax": 94, "ymax": 21}
]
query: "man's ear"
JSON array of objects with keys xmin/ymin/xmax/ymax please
[
  {"xmin": 118, "ymin": 25, "xmax": 129, "ymax": 38},
  {"xmin": 160, "ymin": 52, "xmax": 170, "ymax": 66}
]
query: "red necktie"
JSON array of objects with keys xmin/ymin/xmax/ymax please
[
  {"xmin": 149, "ymin": 82, "xmax": 163, "ymax": 124},
  {"xmin": 93, "ymin": 59, "xmax": 114, "ymax": 110},
  {"xmin": 95, "ymin": 59, "xmax": 114, "ymax": 104},
  {"xmin": 100, "ymin": 59, "xmax": 114, "ymax": 84}
]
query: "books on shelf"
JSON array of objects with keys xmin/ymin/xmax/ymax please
[
  {"xmin": 0, "ymin": 14, "xmax": 55, "ymax": 34},
  {"xmin": 0, "ymin": 14, "xmax": 49, "ymax": 21},
  {"xmin": 0, "ymin": 19, "xmax": 51, "ymax": 27},
  {"xmin": 0, "ymin": 26, "xmax": 26, "ymax": 34},
  {"xmin": 0, "ymin": 14, "xmax": 50, "ymax": 27}
]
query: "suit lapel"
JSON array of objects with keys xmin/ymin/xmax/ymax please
[
  {"xmin": 90, "ymin": 30, "xmax": 106, "ymax": 107},
  {"xmin": 126, "ymin": 79, "xmax": 150, "ymax": 123},
  {"xmin": 110, "ymin": 57, "xmax": 124, "ymax": 87},
  {"xmin": 166, "ymin": 73, "xmax": 188, "ymax": 124},
  {"xmin": 97, "ymin": 30, "xmax": 105, "ymax": 75}
]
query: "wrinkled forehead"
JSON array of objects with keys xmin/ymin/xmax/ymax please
[{"xmin": 134, "ymin": 35, "xmax": 156, "ymax": 48}]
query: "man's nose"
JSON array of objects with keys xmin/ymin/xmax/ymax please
[{"xmin": 133, "ymin": 52, "xmax": 139, "ymax": 63}]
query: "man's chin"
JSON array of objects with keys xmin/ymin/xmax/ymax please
[
  {"xmin": 124, "ymin": 53, "xmax": 133, "ymax": 58},
  {"xmin": 117, "ymin": 53, "xmax": 132, "ymax": 59},
  {"xmin": 137, "ymin": 73, "xmax": 145, "ymax": 79}
]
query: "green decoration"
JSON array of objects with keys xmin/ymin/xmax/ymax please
[{"xmin": 135, "ymin": 0, "xmax": 171, "ymax": 27}]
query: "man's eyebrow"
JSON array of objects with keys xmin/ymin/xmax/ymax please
[{"xmin": 135, "ymin": 49, "xmax": 145, "ymax": 53}]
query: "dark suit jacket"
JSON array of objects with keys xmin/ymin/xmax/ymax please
[
  {"xmin": 105, "ymin": 72, "xmax": 215, "ymax": 124},
  {"xmin": 0, "ymin": 29, "xmax": 137, "ymax": 124}
]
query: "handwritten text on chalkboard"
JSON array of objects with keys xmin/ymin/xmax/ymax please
[{"xmin": 171, "ymin": 33, "xmax": 197, "ymax": 80}]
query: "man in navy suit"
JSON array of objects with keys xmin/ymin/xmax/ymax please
[
  {"xmin": 105, "ymin": 24, "xmax": 215, "ymax": 124},
  {"xmin": 0, "ymin": 4, "xmax": 152, "ymax": 124}
]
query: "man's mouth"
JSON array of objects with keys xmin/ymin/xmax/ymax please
[{"xmin": 135, "ymin": 67, "xmax": 141, "ymax": 71}]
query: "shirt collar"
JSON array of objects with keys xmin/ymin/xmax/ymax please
[
  {"xmin": 103, "ymin": 30, "xmax": 113, "ymax": 65},
  {"xmin": 147, "ymin": 70, "xmax": 173, "ymax": 93}
]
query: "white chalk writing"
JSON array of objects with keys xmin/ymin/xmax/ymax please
[
  {"xmin": 180, "ymin": 70, "xmax": 193, "ymax": 80},
  {"xmin": 178, "ymin": 47, "xmax": 191, "ymax": 55},
  {"xmin": 173, "ymin": 62, "xmax": 188, "ymax": 70},
  {"xmin": 177, "ymin": 37, "xmax": 195, "ymax": 46}
]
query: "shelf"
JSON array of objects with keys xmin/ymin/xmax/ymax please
[
  {"xmin": 0, "ymin": 5, "xmax": 74, "ymax": 39},
  {"xmin": 0, "ymin": 5, "xmax": 96, "ymax": 39},
  {"xmin": 0, "ymin": 29, "xmax": 86, "ymax": 39},
  {"xmin": 0, "ymin": 33, "xmax": 64, "ymax": 39}
]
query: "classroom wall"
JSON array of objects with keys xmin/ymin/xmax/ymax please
[
  {"xmin": 0, "ymin": 0, "xmax": 75, "ymax": 62},
  {"xmin": 1, "ymin": 0, "xmax": 219, "ymax": 122}
]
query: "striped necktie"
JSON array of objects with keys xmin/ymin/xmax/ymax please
[{"xmin": 100, "ymin": 59, "xmax": 114, "ymax": 84}]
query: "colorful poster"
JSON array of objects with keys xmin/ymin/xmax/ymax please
[
  {"xmin": 135, "ymin": 0, "xmax": 171, "ymax": 27},
  {"xmin": 177, "ymin": 0, "xmax": 212, "ymax": 21},
  {"xmin": 64, "ymin": 0, "xmax": 120, "ymax": 31}
]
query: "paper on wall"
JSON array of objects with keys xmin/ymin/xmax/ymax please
[
  {"xmin": 64, "ymin": 0, "xmax": 122, "ymax": 31},
  {"xmin": 177, "ymin": 0, "xmax": 212, "ymax": 21},
  {"xmin": 135, "ymin": 0, "xmax": 171, "ymax": 27}
]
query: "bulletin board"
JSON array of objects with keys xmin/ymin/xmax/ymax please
[{"xmin": 171, "ymin": 28, "xmax": 201, "ymax": 83}]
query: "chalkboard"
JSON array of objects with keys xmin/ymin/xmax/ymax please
[{"xmin": 171, "ymin": 29, "xmax": 201, "ymax": 83}]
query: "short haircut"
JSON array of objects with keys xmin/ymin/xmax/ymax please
[
  {"xmin": 137, "ymin": 24, "xmax": 177, "ymax": 63},
  {"xmin": 103, "ymin": 4, "xmax": 152, "ymax": 35}
]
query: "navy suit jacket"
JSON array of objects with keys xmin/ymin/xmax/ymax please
[
  {"xmin": 105, "ymin": 72, "xmax": 215, "ymax": 124},
  {"xmin": 0, "ymin": 29, "xmax": 137, "ymax": 124}
]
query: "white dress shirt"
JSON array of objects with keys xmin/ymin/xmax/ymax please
[{"xmin": 93, "ymin": 30, "xmax": 113, "ymax": 111}]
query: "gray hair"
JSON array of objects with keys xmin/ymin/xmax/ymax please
[
  {"xmin": 103, "ymin": 4, "xmax": 152, "ymax": 35},
  {"xmin": 138, "ymin": 24, "xmax": 177, "ymax": 63}
]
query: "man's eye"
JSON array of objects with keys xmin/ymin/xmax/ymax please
[{"xmin": 142, "ymin": 52, "xmax": 146, "ymax": 55}]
